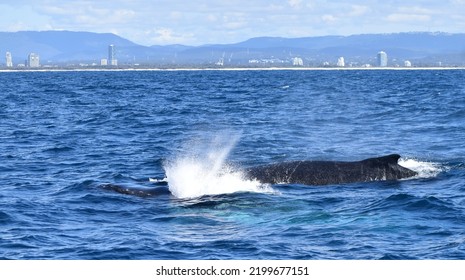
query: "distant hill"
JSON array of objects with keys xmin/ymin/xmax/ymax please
[
  {"xmin": 194, "ymin": 33, "xmax": 465, "ymax": 66},
  {"xmin": 1, "ymin": 31, "xmax": 465, "ymax": 66},
  {"xmin": 0, "ymin": 31, "xmax": 141, "ymax": 64}
]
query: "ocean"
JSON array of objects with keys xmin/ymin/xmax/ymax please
[{"xmin": 0, "ymin": 69, "xmax": 464, "ymax": 260}]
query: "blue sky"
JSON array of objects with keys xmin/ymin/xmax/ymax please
[{"xmin": 1, "ymin": 0, "xmax": 464, "ymax": 46}]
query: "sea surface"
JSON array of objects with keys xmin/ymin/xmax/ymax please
[{"xmin": 0, "ymin": 69, "xmax": 464, "ymax": 260}]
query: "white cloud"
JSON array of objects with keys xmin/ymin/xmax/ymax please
[
  {"xmin": 170, "ymin": 11, "xmax": 183, "ymax": 20},
  {"xmin": 386, "ymin": 13, "xmax": 431, "ymax": 23},
  {"xmin": 39, "ymin": 5, "xmax": 70, "ymax": 15},
  {"xmin": 143, "ymin": 27, "xmax": 195, "ymax": 45},
  {"xmin": 321, "ymin": 14, "xmax": 338, "ymax": 23},
  {"xmin": 288, "ymin": 0, "xmax": 302, "ymax": 8},
  {"xmin": 349, "ymin": 5, "xmax": 370, "ymax": 17},
  {"xmin": 267, "ymin": 4, "xmax": 285, "ymax": 11},
  {"xmin": 207, "ymin": 14, "xmax": 218, "ymax": 22},
  {"xmin": 38, "ymin": 3, "xmax": 136, "ymax": 26},
  {"xmin": 221, "ymin": 13, "xmax": 248, "ymax": 30},
  {"xmin": 397, "ymin": 6, "xmax": 434, "ymax": 15},
  {"xmin": 382, "ymin": 4, "xmax": 438, "ymax": 24},
  {"xmin": 0, "ymin": 0, "xmax": 464, "ymax": 45},
  {"xmin": 0, "ymin": 3, "xmax": 52, "ymax": 31}
]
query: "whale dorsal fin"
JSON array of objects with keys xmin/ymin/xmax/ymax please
[{"xmin": 362, "ymin": 154, "xmax": 401, "ymax": 165}]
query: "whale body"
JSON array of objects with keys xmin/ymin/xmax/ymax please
[
  {"xmin": 101, "ymin": 154, "xmax": 417, "ymax": 197},
  {"xmin": 101, "ymin": 183, "xmax": 170, "ymax": 197},
  {"xmin": 244, "ymin": 154, "xmax": 417, "ymax": 186}
]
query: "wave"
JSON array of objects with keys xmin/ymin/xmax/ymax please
[
  {"xmin": 398, "ymin": 157, "xmax": 445, "ymax": 179},
  {"xmin": 0, "ymin": 211, "xmax": 12, "ymax": 224},
  {"xmin": 363, "ymin": 193, "xmax": 458, "ymax": 216},
  {"xmin": 163, "ymin": 132, "xmax": 274, "ymax": 199}
]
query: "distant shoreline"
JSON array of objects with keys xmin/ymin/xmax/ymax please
[{"xmin": 1, "ymin": 66, "xmax": 465, "ymax": 73}]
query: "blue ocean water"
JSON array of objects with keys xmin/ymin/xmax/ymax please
[{"xmin": 0, "ymin": 69, "xmax": 464, "ymax": 259}]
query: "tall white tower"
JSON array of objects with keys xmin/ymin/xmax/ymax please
[
  {"xmin": 377, "ymin": 51, "xmax": 388, "ymax": 67},
  {"xmin": 5, "ymin": 52, "xmax": 13, "ymax": 67},
  {"xmin": 337, "ymin": 57, "xmax": 345, "ymax": 67},
  {"xmin": 108, "ymin": 44, "xmax": 117, "ymax": 66},
  {"xmin": 27, "ymin": 53, "xmax": 40, "ymax": 68}
]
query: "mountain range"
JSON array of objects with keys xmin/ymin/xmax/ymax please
[{"xmin": 1, "ymin": 31, "xmax": 465, "ymax": 66}]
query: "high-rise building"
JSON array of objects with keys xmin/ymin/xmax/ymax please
[
  {"xmin": 5, "ymin": 52, "xmax": 13, "ymax": 67},
  {"xmin": 108, "ymin": 44, "xmax": 117, "ymax": 66},
  {"xmin": 108, "ymin": 44, "xmax": 114, "ymax": 62},
  {"xmin": 377, "ymin": 51, "xmax": 388, "ymax": 67},
  {"xmin": 27, "ymin": 53, "xmax": 40, "ymax": 68},
  {"xmin": 292, "ymin": 57, "xmax": 303, "ymax": 66},
  {"xmin": 337, "ymin": 57, "xmax": 345, "ymax": 67}
]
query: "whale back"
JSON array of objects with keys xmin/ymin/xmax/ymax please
[
  {"xmin": 101, "ymin": 183, "xmax": 170, "ymax": 197},
  {"xmin": 359, "ymin": 153, "xmax": 417, "ymax": 181},
  {"xmin": 360, "ymin": 154, "xmax": 400, "ymax": 167},
  {"xmin": 245, "ymin": 154, "xmax": 417, "ymax": 186}
]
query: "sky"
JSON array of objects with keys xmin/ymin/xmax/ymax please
[{"xmin": 1, "ymin": 0, "xmax": 465, "ymax": 46}]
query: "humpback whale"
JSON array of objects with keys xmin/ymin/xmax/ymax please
[
  {"xmin": 101, "ymin": 154, "xmax": 417, "ymax": 197},
  {"xmin": 101, "ymin": 183, "xmax": 170, "ymax": 197},
  {"xmin": 244, "ymin": 154, "xmax": 417, "ymax": 186}
]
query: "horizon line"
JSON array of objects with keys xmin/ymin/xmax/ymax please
[{"xmin": 2, "ymin": 66, "xmax": 465, "ymax": 73}]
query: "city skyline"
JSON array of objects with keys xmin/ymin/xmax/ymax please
[
  {"xmin": 1, "ymin": 1, "xmax": 465, "ymax": 46},
  {"xmin": 2, "ymin": 30, "xmax": 465, "ymax": 68},
  {"xmin": 2, "ymin": 44, "xmax": 119, "ymax": 68},
  {"xmin": 0, "ymin": 47, "xmax": 417, "ymax": 69}
]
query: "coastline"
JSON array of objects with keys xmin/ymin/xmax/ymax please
[{"xmin": 1, "ymin": 66, "xmax": 465, "ymax": 73}]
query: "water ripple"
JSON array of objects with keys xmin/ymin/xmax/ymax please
[{"xmin": 0, "ymin": 69, "xmax": 464, "ymax": 259}]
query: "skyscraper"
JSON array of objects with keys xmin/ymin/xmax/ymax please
[
  {"xmin": 27, "ymin": 53, "xmax": 40, "ymax": 68},
  {"xmin": 108, "ymin": 44, "xmax": 117, "ymax": 66},
  {"xmin": 292, "ymin": 57, "xmax": 303, "ymax": 66},
  {"xmin": 377, "ymin": 51, "xmax": 388, "ymax": 67},
  {"xmin": 5, "ymin": 52, "xmax": 13, "ymax": 67}
]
